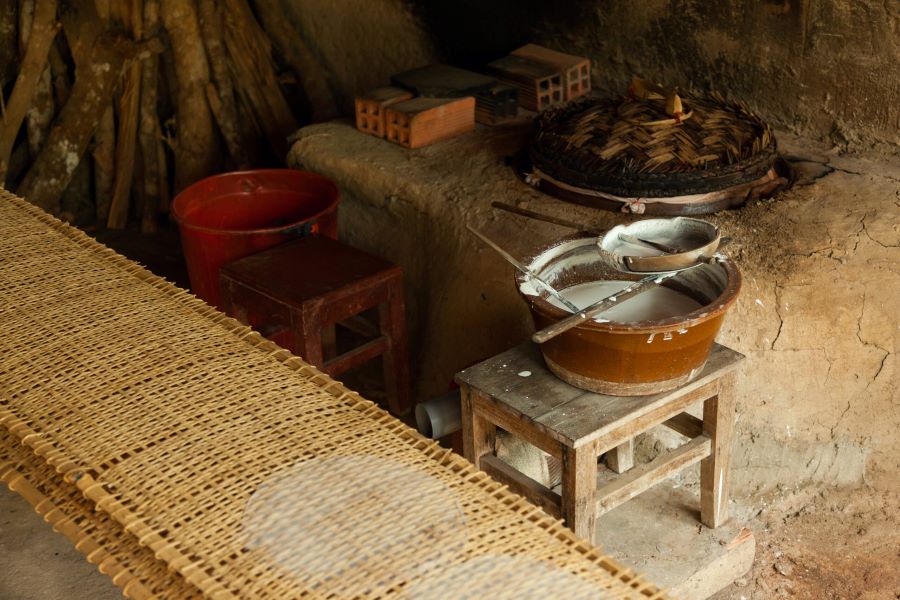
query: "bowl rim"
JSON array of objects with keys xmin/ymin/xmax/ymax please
[{"xmin": 516, "ymin": 235, "xmax": 742, "ymax": 335}]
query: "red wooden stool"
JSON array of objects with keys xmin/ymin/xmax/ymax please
[{"xmin": 219, "ymin": 236, "xmax": 411, "ymax": 416}]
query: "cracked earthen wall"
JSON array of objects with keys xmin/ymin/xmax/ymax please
[
  {"xmin": 288, "ymin": 124, "xmax": 900, "ymax": 496},
  {"xmin": 279, "ymin": 0, "xmax": 898, "ymax": 493},
  {"xmin": 414, "ymin": 0, "xmax": 900, "ymax": 152}
]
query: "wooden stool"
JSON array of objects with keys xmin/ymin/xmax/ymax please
[
  {"xmin": 455, "ymin": 342, "xmax": 744, "ymax": 543},
  {"xmin": 220, "ymin": 236, "xmax": 411, "ymax": 416}
]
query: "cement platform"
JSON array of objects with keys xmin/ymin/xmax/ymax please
[{"xmin": 596, "ymin": 479, "xmax": 755, "ymax": 599}]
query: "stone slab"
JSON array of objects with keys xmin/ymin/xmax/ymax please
[
  {"xmin": 596, "ymin": 479, "xmax": 755, "ymax": 599},
  {"xmin": 0, "ymin": 486, "xmax": 121, "ymax": 600}
]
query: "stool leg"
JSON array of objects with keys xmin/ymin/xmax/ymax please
[
  {"xmin": 293, "ymin": 305, "xmax": 324, "ymax": 368},
  {"xmin": 606, "ymin": 438, "xmax": 634, "ymax": 474},
  {"xmin": 460, "ymin": 386, "xmax": 495, "ymax": 469},
  {"xmin": 322, "ymin": 324, "xmax": 337, "ymax": 361},
  {"xmin": 701, "ymin": 373, "xmax": 736, "ymax": 528},
  {"xmin": 379, "ymin": 277, "xmax": 410, "ymax": 415},
  {"xmin": 562, "ymin": 444, "xmax": 599, "ymax": 543}
]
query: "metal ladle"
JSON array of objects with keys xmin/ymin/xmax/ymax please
[{"xmin": 467, "ymin": 225, "xmax": 580, "ymax": 313}]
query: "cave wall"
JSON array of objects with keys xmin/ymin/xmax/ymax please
[
  {"xmin": 405, "ymin": 0, "xmax": 900, "ymax": 151},
  {"xmin": 277, "ymin": 0, "xmax": 438, "ymax": 116}
]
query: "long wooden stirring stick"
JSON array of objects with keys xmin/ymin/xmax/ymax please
[
  {"xmin": 531, "ymin": 259, "xmax": 715, "ymax": 344},
  {"xmin": 491, "ymin": 202, "xmax": 605, "ymax": 237}
]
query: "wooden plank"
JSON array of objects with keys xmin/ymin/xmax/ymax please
[
  {"xmin": 454, "ymin": 343, "xmax": 545, "ymax": 399},
  {"xmin": 480, "ymin": 454, "xmax": 561, "ymax": 519},
  {"xmin": 596, "ymin": 435, "xmax": 711, "ymax": 514},
  {"xmin": 701, "ymin": 373, "xmax": 736, "ymax": 528},
  {"xmin": 663, "ymin": 412, "xmax": 704, "ymax": 439},
  {"xmin": 589, "ymin": 384, "xmax": 716, "ymax": 455},
  {"xmin": 494, "ymin": 372, "xmax": 586, "ymax": 425},
  {"xmin": 455, "ymin": 343, "xmax": 585, "ymax": 421},
  {"xmin": 322, "ymin": 336, "xmax": 388, "ymax": 376},
  {"xmin": 456, "ymin": 343, "xmax": 744, "ymax": 449},
  {"xmin": 460, "ymin": 386, "xmax": 495, "ymax": 469},
  {"xmin": 471, "ymin": 393, "xmax": 562, "ymax": 458},
  {"xmin": 561, "ymin": 444, "xmax": 599, "ymax": 543}
]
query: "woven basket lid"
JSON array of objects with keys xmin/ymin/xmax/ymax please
[{"xmin": 529, "ymin": 80, "xmax": 778, "ymax": 203}]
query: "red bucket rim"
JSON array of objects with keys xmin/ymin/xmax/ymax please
[{"xmin": 171, "ymin": 169, "xmax": 339, "ymax": 236}]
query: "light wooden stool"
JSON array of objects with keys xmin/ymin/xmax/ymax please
[{"xmin": 455, "ymin": 342, "xmax": 744, "ymax": 543}]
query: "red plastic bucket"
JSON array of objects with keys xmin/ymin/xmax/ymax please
[{"xmin": 172, "ymin": 169, "xmax": 339, "ymax": 309}]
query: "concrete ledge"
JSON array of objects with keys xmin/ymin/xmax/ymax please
[{"xmin": 596, "ymin": 480, "xmax": 755, "ymax": 600}]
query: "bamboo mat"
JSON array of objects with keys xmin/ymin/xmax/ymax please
[{"xmin": 0, "ymin": 189, "xmax": 667, "ymax": 599}]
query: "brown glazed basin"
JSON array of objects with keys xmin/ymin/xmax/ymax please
[{"xmin": 517, "ymin": 237, "xmax": 741, "ymax": 396}]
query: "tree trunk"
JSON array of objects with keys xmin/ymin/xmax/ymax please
[
  {"xmin": 160, "ymin": 0, "xmax": 217, "ymax": 193},
  {"xmin": 222, "ymin": 0, "xmax": 297, "ymax": 159},
  {"xmin": 198, "ymin": 0, "xmax": 248, "ymax": 169},
  {"xmin": 137, "ymin": 0, "xmax": 161, "ymax": 232},
  {"xmin": 17, "ymin": 34, "xmax": 144, "ymax": 212},
  {"xmin": 252, "ymin": 0, "xmax": 338, "ymax": 123},
  {"xmin": 0, "ymin": 0, "xmax": 57, "ymax": 180},
  {"xmin": 0, "ymin": 0, "xmax": 17, "ymax": 88},
  {"xmin": 93, "ymin": 106, "xmax": 115, "ymax": 222}
]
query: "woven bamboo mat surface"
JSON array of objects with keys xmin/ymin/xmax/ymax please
[{"xmin": 0, "ymin": 189, "xmax": 667, "ymax": 599}]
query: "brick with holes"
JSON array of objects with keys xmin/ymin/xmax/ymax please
[
  {"xmin": 383, "ymin": 97, "xmax": 475, "ymax": 149},
  {"xmin": 486, "ymin": 55, "xmax": 564, "ymax": 112},
  {"xmin": 354, "ymin": 87, "xmax": 414, "ymax": 138},
  {"xmin": 511, "ymin": 44, "xmax": 591, "ymax": 101}
]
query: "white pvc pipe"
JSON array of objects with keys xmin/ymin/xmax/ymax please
[{"xmin": 415, "ymin": 390, "xmax": 462, "ymax": 439}]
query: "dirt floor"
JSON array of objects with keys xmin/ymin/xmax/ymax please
[{"xmin": 711, "ymin": 486, "xmax": 900, "ymax": 600}]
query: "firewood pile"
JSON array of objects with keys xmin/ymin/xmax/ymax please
[{"xmin": 0, "ymin": 0, "xmax": 334, "ymax": 231}]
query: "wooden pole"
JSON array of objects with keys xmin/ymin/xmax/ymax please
[
  {"xmin": 19, "ymin": 0, "xmax": 54, "ymax": 159},
  {"xmin": 93, "ymin": 107, "xmax": 115, "ymax": 222},
  {"xmin": 222, "ymin": 0, "xmax": 298, "ymax": 158},
  {"xmin": 198, "ymin": 0, "xmax": 249, "ymax": 169},
  {"xmin": 137, "ymin": 0, "xmax": 160, "ymax": 232},
  {"xmin": 252, "ymin": 0, "xmax": 338, "ymax": 122},
  {"xmin": 160, "ymin": 0, "xmax": 218, "ymax": 193},
  {"xmin": 107, "ymin": 0, "xmax": 143, "ymax": 229},
  {"xmin": 17, "ymin": 35, "xmax": 154, "ymax": 212},
  {"xmin": 0, "ymin": 0, "xmax": 57, "ymax": 181}
]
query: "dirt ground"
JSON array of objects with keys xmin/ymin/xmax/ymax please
[{"xmin": 712, "ymin": 486, "xmax": 900, "ymax": 600}]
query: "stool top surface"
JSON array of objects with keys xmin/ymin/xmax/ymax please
[
  {"xmin": 455, "ymin": 342, "xmax": 744, "ymax": 448},
  {"xmin": 220, "ymin": 236, "xmax": 400, "ymax": 305}
]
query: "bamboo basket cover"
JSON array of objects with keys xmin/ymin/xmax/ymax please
[
  {"xmin": 0, "ymin": 189, "xmax": 667, "ymax": 599},
  {"xmin": 530, "ymin": 91, "xmax": 777, "ymax": 199}
]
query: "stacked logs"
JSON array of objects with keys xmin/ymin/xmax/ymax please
[{"xmin": 0, "ymin": 0, "xmax": 334, "ymax": 231}]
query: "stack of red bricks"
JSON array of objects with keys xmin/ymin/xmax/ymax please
[{"xmin": 354, "ymin": 44, "xmax": 591, "ymax": 149}]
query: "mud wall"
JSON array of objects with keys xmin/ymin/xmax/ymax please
[
  {"xmin": 288, "ymin": 123, "xmax": 900, "ymax": 497},
  {"xmin": 415, "ymin": 0, "xmax": 900, "ymax": 151}
]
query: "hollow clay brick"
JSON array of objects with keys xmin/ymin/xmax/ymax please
[
  {"xmin": 486, "ymin": 55, "xmax": 563, "ymax": 112},
  {"xmin": 384, "ymin": 97, "xmax": 475, "ymax": 149},
  {"xmin": 355, "ymin": 87, "xmax": 414, "ymax": 138},
  {"xmin": 511, "ymin": 44, "xmax": 591, "ymax": 101}
]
